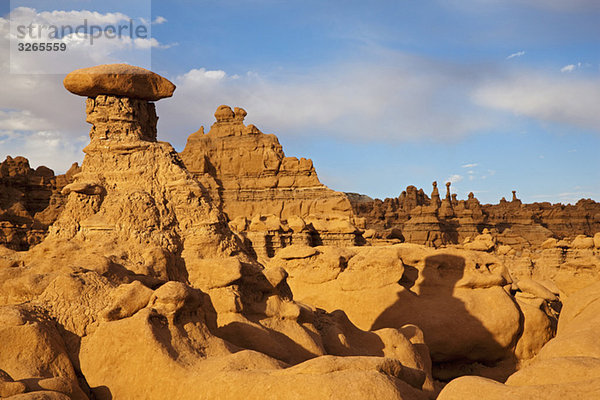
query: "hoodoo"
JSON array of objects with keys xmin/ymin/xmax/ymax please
[
  {"xmin": 180, "ymin": 105, "xmax": 363, "ymax": 260},
  {"xmin": 0, "ymin": 65, "xmax": 440, "ymax": 400},
  {"xmin": 0, "ymin": 64, "xmax": 598, "ymax": 400}
]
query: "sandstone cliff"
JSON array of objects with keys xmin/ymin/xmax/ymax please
[
  {"xmin": 180, "ymin": 105, "xmax": 362, "ymax": 260},
  {"xmin": 0, "ymin": 156, "xmax": 78, "ymax": 250},
  {"xmin": 351, "ymin": 182, "xmax": 600, "ymax": 248},
  {"xmin": 0, "ymin": 64, "xmax": 436, "ymax": 400},
  {"xmin": 1, "ymin": 63, "xmax": 599, "ymax": 400}
]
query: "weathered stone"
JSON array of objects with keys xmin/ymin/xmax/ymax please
[
  {"xmin": 63, "ymin": 64, "xmax": 175, "ymax": 101},
  {"xmin": 0, "ymin": 156, "xmax": 77, "ymax": 250},
  {"xmin": 180, "ymin": 105, "xmax": 362, "ymax": 259}
]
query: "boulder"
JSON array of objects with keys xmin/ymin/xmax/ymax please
[
  {"xmin": 63, "ymin": 64, "xmax": 175, "ymax": 100},
  {"xmin": 571, "ymin": 235, "xmax": 594, "ymax": 249},
  {"xmin": 437, "ymin": 281, "xmax": 600, "ymax": 400}
]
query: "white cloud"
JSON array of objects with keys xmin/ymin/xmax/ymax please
[
  {"xmin": 480, "ymin": 169, "xmax": 496, "ymax": 180},
  {"xmin": 446, "ymin": 174, "xmax": 464, "ymax": 184},
  {"xmin": 133, "ymin": 37, "xmax": 173, "ymax": 49},
  {"xmin": 181, "ymin": 68, "xmax": 227, "ymax": 83},
  {"xmin": 0, "ymin": 130, "xmax": 86, "ymax": 172},
  {"xmin": 506, "ymin": 51, "xmax": 525, "ymax": 60},
  {"xmin": 472, "ymin": 71, "xmax": 600, "ymax": 132},
  {"xmin": 4, "ymin": 7, "xmax": 171, "ymax": 74},
  {"xmin": 153, "ymin": 16, "xmax": 167, "ymax": 25},
  {"xmin": 0, "ymin": 8, "xmax": 168, "ymax": 172},
  {"xmin": 560, "ymin": 64, "xmax": 576, "ymax": 73},
  {"xmin": 160, "ymin": 56, "xmax": 496, "ymax": 146},
  {"xmin": 560, "ymin": 62, "xmax": 587, "ymax": 73},
  {"xmin": 10, "ymin": 7, "xmax": 130, "ymax": 27},
  {"xmin": 0, "ymin": 109, "xmax": 50, "ymax": 131},
  {"xmin": 462, "ymin": 163, "xmax": 478, "ymax": 168}
]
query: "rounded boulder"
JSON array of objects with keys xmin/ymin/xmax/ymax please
[{"xmin": 63, "ymin": 64, "xmax": 175, "ymax": 101}]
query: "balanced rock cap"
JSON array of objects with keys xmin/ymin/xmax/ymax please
[{"xmin": 63, "ymin": 64, "xmax": 176, "ymax": 101}]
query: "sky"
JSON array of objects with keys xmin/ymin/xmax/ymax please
[{"xmin": 1, "ymin": 0, "xmax": 599, "ymax": 204}]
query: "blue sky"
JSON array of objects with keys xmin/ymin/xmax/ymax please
[{"xmin": 1, "ymin": 0, "xmax": 599, "ymax": 204}]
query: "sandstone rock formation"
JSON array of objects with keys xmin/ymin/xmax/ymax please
[
  {"xmin": 351, "ymin": 184, "xmax": 600, "ymax": 249},
  {"xmin": 63, "ymin": 63, "xmax": 176, "ymax": 101},
  {"xmin": 437, "ymin": 281, "xmax": 600, "ymax": 399},
  {"xmin": 270, "ymin": 243, "xmax": 559, "ymax": 381},
  {"xmin": 497, "ymin": 233, "xmax": 600, "ymax": 296},
  {"xmin": 0, "ymin": 65, "xmax": 435, "ymax": 400},
  {"xmin": 0, "ymin": 156, "xmax": 78, "ymax": 250},
  {"xmin": 180, "ymin": 105, "xmax": 362, "ymax": 260},
  {"xmin": 1, "ymin": 63, "xmax": 599, "ymax": 400}
]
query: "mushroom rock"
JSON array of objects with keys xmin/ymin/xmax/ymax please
[
  {"xmin": 35, "ymin": 66, "xmax": 245, "ymax": 287},
  {"xmin": 1, "ymin": 65, "xmax": 436, "ymax": 400},
  {"xmin": 451, "ymin": 194, "xmax": 458, "ymax": 206},
  {"xmin": 430, "ymin": 181, "xmax": 441, "ymax": 208},
  {"xmin": 438, "ymin": 182, "xmax": 455, "ymax": 219},
  {"xmin": 233, "ymin": 106, "xmax": 247, "ymax": 122},
  {"xmin": 214, "ymin": 104, "xmax": 236, "ymax": 122},
  {"xmin": 511, "ymin": 190, "xmax": 521, "ymax": 204},
  {"xmin": 63, "ymin": 63, "xmax": 175, "ymax": 101}
]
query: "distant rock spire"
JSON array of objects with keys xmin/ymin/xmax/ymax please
[
  {"xmin": 512, "ymin": 190, "xmax": 522, "ymax": 205},
  {"xmin": 234, "ymin": 107, "xmax": 247, "ymax": 122},
  {"xmin": 431, "ymin": 181, "xmax": 441, "ymax": 208}
]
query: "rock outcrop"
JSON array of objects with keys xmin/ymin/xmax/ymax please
[
  {"xmin": 180, "ymin": 105, "xmax": 362, "ymax": 260},
  {"xmin": 0, "ymin": 156, "xmax": 78, "ymax": 250},
  {"xmin": 438, "ymin": 281, "xmax": 600, "ymax": 399},
  {"xmin": 0, "ymin": 65, "xmax": 435, "ymax": 400},
  {"xmin": 1, "ymin": 63, "xmax": 599, "ymax": 400},
  {"xmin": 270, "ymin": 243, "xmax": 559, "ymax": 382},
  {"xmin": 497, "ymin": 233, "xmax": 600, "ymax": 296},
  {"xmin": 351, "ymin": 184, "xmax": 600, "ymax": 248}
]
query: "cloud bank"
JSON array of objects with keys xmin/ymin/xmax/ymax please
[{"xmin": 1, "ymin": 7, "xmax": 599, "ymax": 179}]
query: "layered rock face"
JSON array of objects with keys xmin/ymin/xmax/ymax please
[
  {"xmin": 351, "ymin": 183, "xmax": 600, "ymax": 248},
  {"xmin": 497, "ymin": 233, "xmax": 600, "ymax": 296},
  {"xmin": 1, "ymin": 63, "xmax": 599, "ymax": 400},
  {"xmin": 0, "ymin": 64, "xmax": 437, "ymax": 400},
  {"xmin": 180, "ymin": 105, "xmax": 362, "ymax": 260},
  {"xmin": 0, "ymin": 156, "xmax": 78, "ymax": 250}
]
